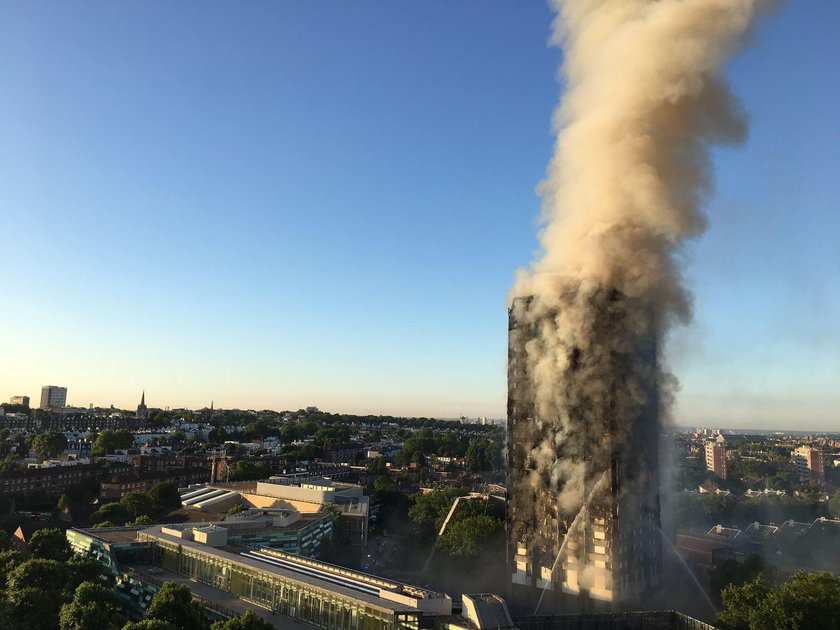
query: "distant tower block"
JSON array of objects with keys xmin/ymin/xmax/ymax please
[
  {"xmin": 506, "ymin": 293, "xmax": 662, "ymax": 612},
  {"xmin": 40, "ymin": 386, "xmax": 67, "ymax": 410},
  {"xmin": 705, "ymin": 442, "xmax": 728, "ymax": 478}
]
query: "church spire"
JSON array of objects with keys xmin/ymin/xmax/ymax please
[{"xmin": 137, "ymin": 390, "xmax": 147, "ymax": 419}]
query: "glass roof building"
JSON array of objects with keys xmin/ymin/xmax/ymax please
[{"xmin": 67, "ymin": 524, "xmax": 453, "ymax": 630}]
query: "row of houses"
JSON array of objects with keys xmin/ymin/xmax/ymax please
[{"xmin": 677, "ymin": 516, "xmax": 840, "ymax": 573}]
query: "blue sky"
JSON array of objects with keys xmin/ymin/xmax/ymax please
[{"xmin": 1, "ymin": 2, "xmax": 837, "ymax": 429}]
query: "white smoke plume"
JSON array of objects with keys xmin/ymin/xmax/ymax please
[{"xmin": 507, "ymin": 0, "xmax": 769, "ymax": 606}]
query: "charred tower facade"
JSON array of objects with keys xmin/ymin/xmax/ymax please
[{"xmin": 506, "ymin": 291, "xmax": 661, "ymax": 610}]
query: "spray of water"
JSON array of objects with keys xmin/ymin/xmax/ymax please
[
  {"xmin": 533, "ymin": 472, "xmax": 608, "ymax": 614},
  {"xmin": 656, "ymin": 525, "xmax": 718, "ymax": 615}
]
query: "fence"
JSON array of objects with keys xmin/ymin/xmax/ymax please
[{"xmin": 513, "ymin": 611, "xmax": 717, "ymax": 630}]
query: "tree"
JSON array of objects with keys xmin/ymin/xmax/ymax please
[
  {"xmin": 144, "ymin": 582, "xmax": 207, "ymax": 630},
  {"xmin": 829, "ymin": 491, "xmax": 840, "ymax": 519},
  {"xmin": 167, "ymin": 430, "xmax": 186, "ymax": 444},
  {"xmin": 67, "ymin": 555, "xmax": 105, "ymax": 591},
  {"xmin": 408, "ymin": 487, "xmax": 468, "ymax": 531},
  {"xmin": 0, "ymin": 549, "xmax": 23, "ymax": 588},
  {"xmin": 243, "ymin": 420, "xmax": 278, "ymax": 441},
  {"xmin": 122, "ymin": 621, "xmax": 176, "ymax": 630},
  {"xmin": 7, "ymin": 559, "xmax": 70, "ymax": 630},
  {"xmin": 372, "ymin": 476, "xmax": 401, "ymax": 504},
  {"xmin": 438, "ymin": 515, "xmax": 503, "ymax": 558},
  {"xmin": 56, "ymin": 494, "xmax": 72, "ymax": 511},
  {"xmin": 226, "ymin": 461, "xmax": 272, "ymax": 482},
  {"xmin": 777, "ymin": 571, "xmax": 840, "ymax": 629},
  {"xmin": 92, "ymin": 431, "xmax": 135, "ymax": 457},
  {"xmin": 92, "ymin": 502, "xmax": 129, "ymax": 524},
  {"xmin": 127, "ymin": 515, "xmax": 154, "ymax": 526},
  {"xmin": 59, "ymin": 582, "xmax": 125, "ymax": 630},
  {"xmin": 717, "ymin": 572, "xmax": 840, "ymax": 630},
  {"xmin": 710, "ymin": 554, "xmax": 779, "ymax": 604},
  {"xmin": 313, "ymin": 425, "xmax": 351, "ymax": 447},
  {"xmin": 147, "ymin": 482, "xmax": 182, "ymax": 513},
  {"xmin": 93, "ymin": 520, "xmax": 119, "ymax": 528},
  {"xmin": 464, "ymin": 438, "xmax": 502, "ymax": 472},
  {"xmin": 29, "ymin": 432, "xmax": 68, "ymax": 462},
  {"xmin": 28, "ymin": 528, "xmax": 72, "ymax": 562},
  {"xmin": 0, "ymin": 597, "xmax": 14, "ymax": 630},
  {"xmin": 0, "ymin": 455, "xmax": 20, "ymax": 472},
  {"xmin": 211, "ymin": 610, "xmax": 274, "ymax": 630},
  {"xmin": 12, "ymin": 433, "xmax": 29, "ymax": 458},
  {"xmin": 366, "ymin": 457, "xmax": 388, "ymax": 476},
  {"xmin": 227, "ymin": 504, "xmax": 248, "ymax": 516},
  {"xmin": 120, "ymin": 492, "xmax": 155, "ymax": 519}
]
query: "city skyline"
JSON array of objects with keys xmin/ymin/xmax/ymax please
[{"xmin": 2, "ymin": 3, "xmax": 839, "ymax": 429}]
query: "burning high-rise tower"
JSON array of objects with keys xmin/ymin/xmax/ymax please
[
  {"xmin": 506, "ymin": 0, "xmax": 768, "ymax": 613},
  {"xmin": 506, "ymin": 290, "xmax": 662, "ymax": 610}
]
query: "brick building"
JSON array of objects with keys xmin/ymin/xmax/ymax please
[
  {"xmin": 0, "ymin": 462, "xmax": 101, "ymax": 497},
  {"xmin": 793, "ymin": 446, "xmax": 825, "ymax": 482},
  {"xmin": 705, "ymin": 442, "xmax": 728, "ymax": 478},
  {"xmin": 101, "ymin": 466, "xmax": 211, "ymax": 500}
]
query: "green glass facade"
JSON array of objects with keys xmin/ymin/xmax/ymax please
[
  {"xmin": 228, "ymin": 516, "xmax": 332, "ymax": 556},
  {"xmin": 69, "ymin": 527, "xmax": 422, "ymax": 630},
  {"xmin": 143, "ymin": 536, "xmax": 420, "ymax": 630},
  {"xmin": 66, "ymin": 528, "xmax": 162, "ymax": 615}
]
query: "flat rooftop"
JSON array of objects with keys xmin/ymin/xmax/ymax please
[
  {"xmin": 76, "ymin": 526, "xmax": 149, "ymax": 544},
  {"xmin": 77, "ymin": 512, "xmax": 326, "ymax": 545}
]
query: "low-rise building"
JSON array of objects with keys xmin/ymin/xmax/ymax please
[
  {"xmin": 181, "ymin": 477, "xmax": 370, "ymax": 554},
  {"xmin": 67, "ymin": 524, "xmax": 464, "ymax": 629},
  {"xmin": 322, "ymin": 442, "xmax": 364, "ymax": 464},
  {"xmin": 0, "ymin": 460, "xmax": 100, "ymax": 497},
  {"xmin": 101, "ymin": 466, "xmax": 210, "ymax": 500}
]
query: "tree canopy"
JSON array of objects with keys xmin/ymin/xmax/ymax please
[
  {"xmin": 464, "ymin": 438, "xmax": 503, "ymax": 472},
  {"xmin": 59, "ymin": 581, "xmax": 125, "ymax": 630},
  {"xmin": 408, "ymin": 488, "xmax": 468, "ymax": 532},
  {"xmin": 6, "ymin": 558, "xmax": 71, "ymax": 630},
  {"xmin": 28, "ymin": 528, "xmax": 72, "ymax": 563},
  {"xmin": 371, "ymin": 476, "xmax": 402, "ymax": 505},
  {"xmin": 829, "ymin": 491, "xmax": 840, "ymax": 519},
  {"xmin": 29, "ymin": 432, "xmax": 68, "ymax": 461},
  {"xmin": 122, "ymin": 621, "xmax": 176, "ymax": 630},
  {"xmin": 211, "ymin": 609, "xmax": 274, "ymax": 630},
  {"xmin": 0, "ymin": 549, "xmax": 23, "ymax": 589},
  {"xmin": 92, "ymin": 431, "xmax": 135, "ymax": 457},
  {"xmin": 226, "ymin": 461, "xmax": 272, "ymax": 482},
  {"xmin": 121, "ymin": 492, "xmax": 156, "ymax": 519},
  {"xmin": 143, "ymin": 582, "xmax": 207, "ymax": 630},
  {"xmin": 717, "ymin": 571, "xmax": 840, "ymax": 630},
  {"xmin": 147, "ymin": 482, "xmax": 182, "ymax": 512},
  {"xmin": 438, "ymin": 514, "xmax": 504, "ymax": 558}
]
